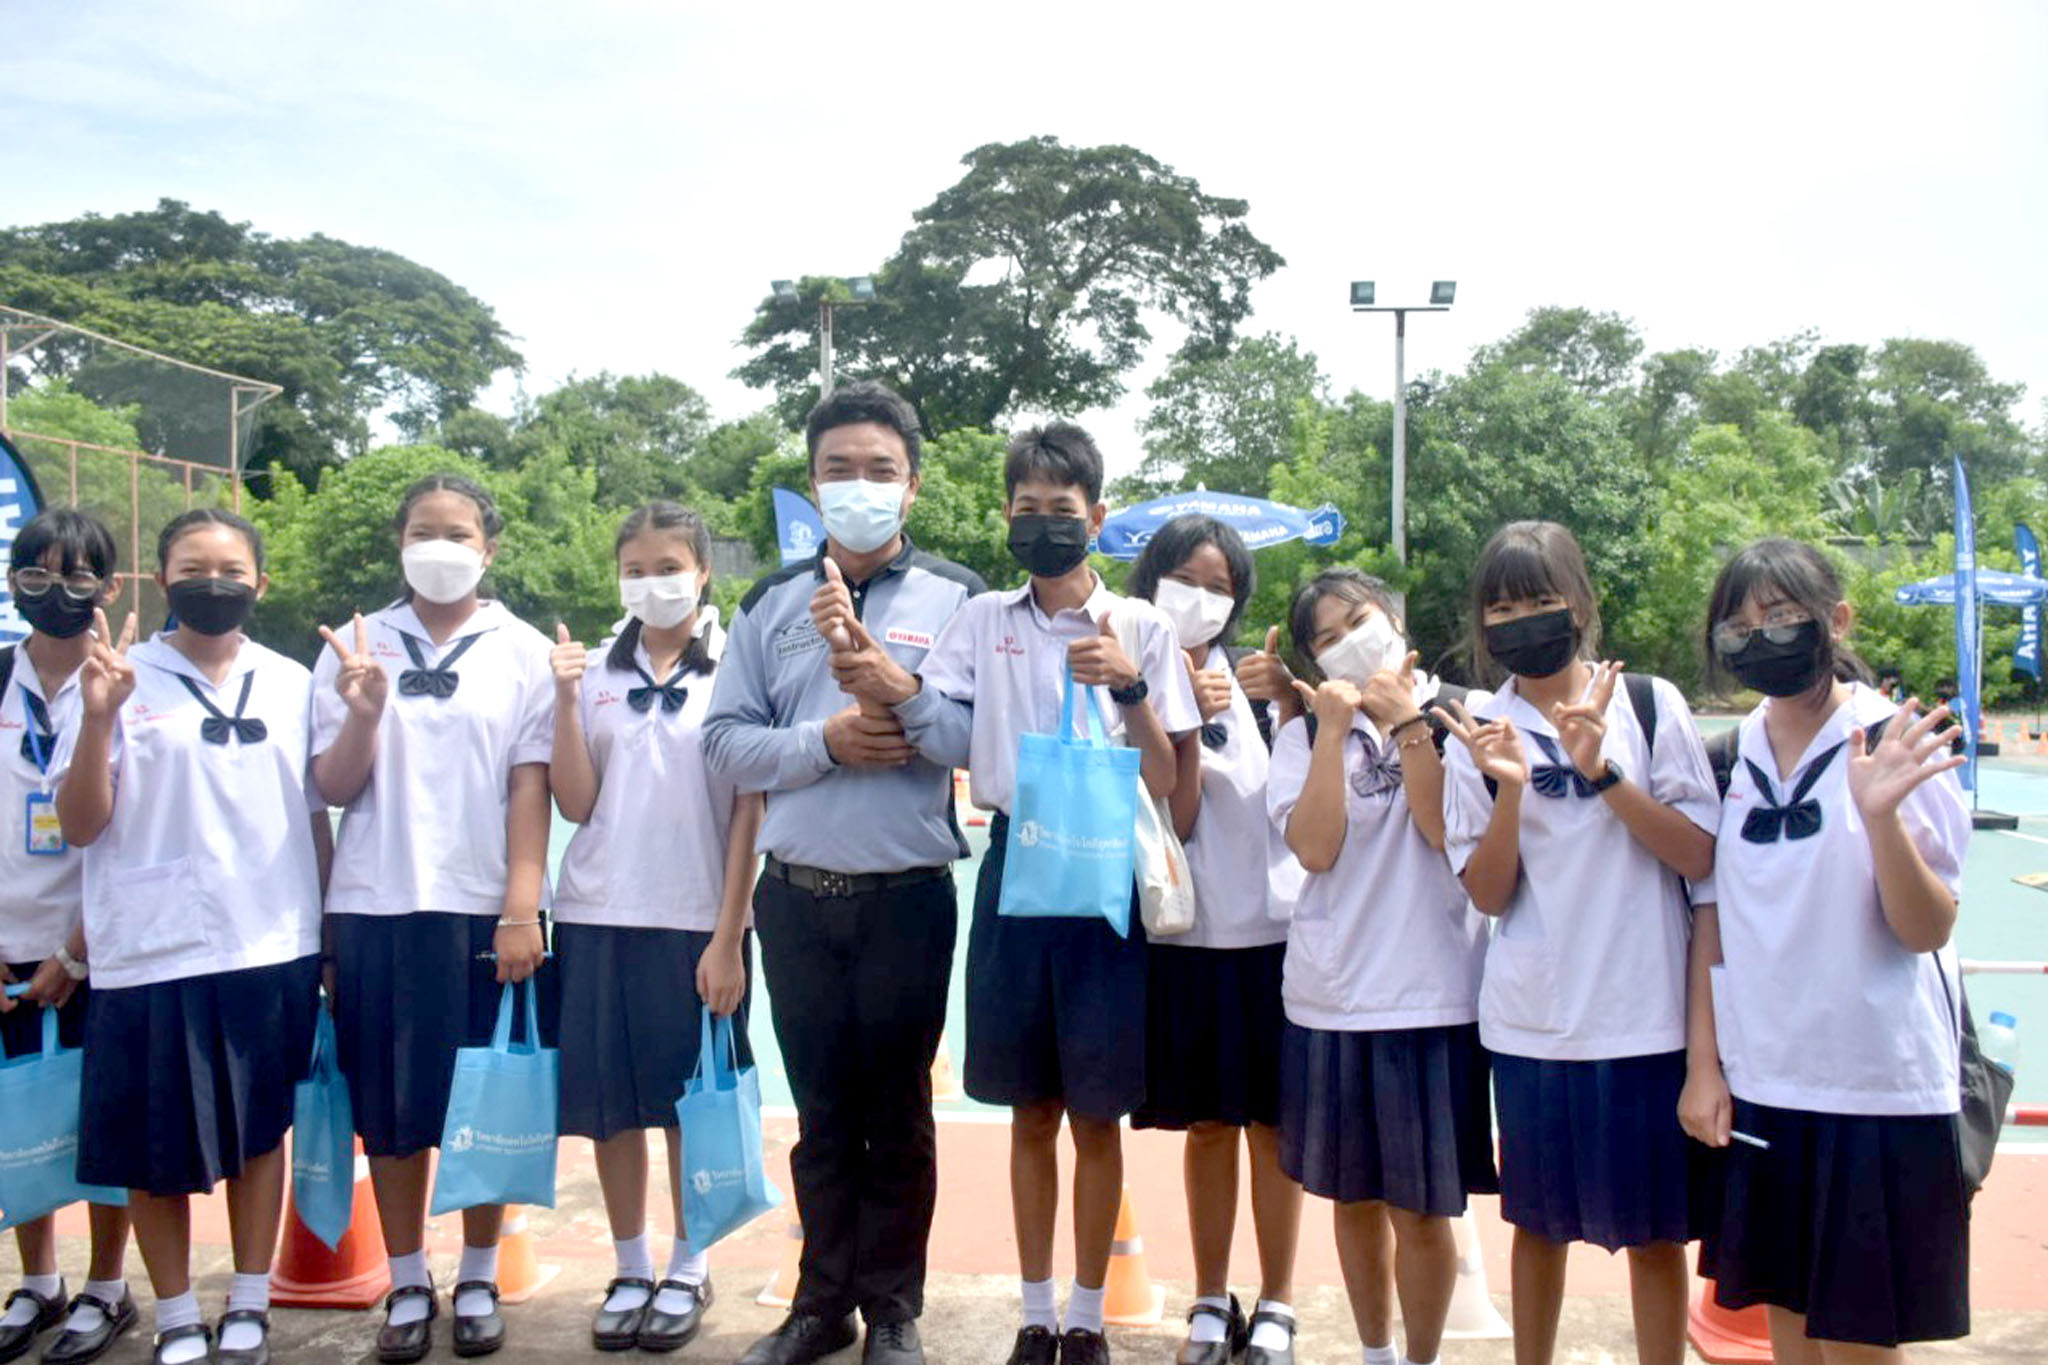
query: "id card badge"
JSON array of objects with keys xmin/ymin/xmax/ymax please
[{"xmin": 26, "ymin": 791, "xmax": 66, "ymax": 856}]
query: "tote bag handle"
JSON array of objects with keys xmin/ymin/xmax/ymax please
[
  {"xmin": 689, "ymin": 1006, "xmax": 742, "ymax": 1094},
  {"xmin": 488, "ymin": 981, "xmax": 544, "ymax": 1057},
  {"xmin": 1058, "ymin": 668, "xmax": 1110, "ymax": 749}
]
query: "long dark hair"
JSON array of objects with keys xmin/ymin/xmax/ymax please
[
  {"xmin": 1288, "ymin": 567, "xmax": 1400, "ymax": 682},
  {"xmin": 1467, "ymin": 520, "xmax": 1600, "ymax": 683},
  {"xmin": 1704, "ymin": 538, "xmax": 1872, "ymax": 690},
  {"xmin": 607, "ymin": 501, "xmax": 717, "ymax": 677},
  {"xmin": 394, "ymin": 473, "xmax": 502, "ymax": 603},
  {"xmin": 1128, "ymin": 515, "xmax": 1254, "ymax": 647}
]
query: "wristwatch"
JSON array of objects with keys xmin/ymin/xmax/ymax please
[
  {"xmin": 53, "ymin": 945, "xmax": 88, "ymax": 981},
  {"xmin": 1588, "ymin": 760, "xmax": 1625, "ymax": 794},
  {"xmin": 1107, "ymin": 675, "xmax": 1150, "ymax": 706}
]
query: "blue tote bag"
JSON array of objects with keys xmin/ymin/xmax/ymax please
[
  {"xmin": 677, "ymin": 1007, "xmax": 781, "ymax": 1250},
  {"xmin": 997, "ymin": 670, "xmax": 1143, "ymax": 936},
  {"xmin": 0, "ymin": 990, "xmax": 126, "ymax": 1231},
  {"xmin": 429, "ymin": 981, "xmax": 559, "ymax": 1216},
  {"xmin": 291, "ymin": 1009, "xmax": 355, "ymax": 1249}
]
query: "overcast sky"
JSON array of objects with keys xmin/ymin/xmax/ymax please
[{"xmin": 5, "ymin": 0, "xmax": 2044, "ymax": 477}]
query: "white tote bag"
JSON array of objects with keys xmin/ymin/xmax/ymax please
[{"xmin": 1107, "ymin": 605, "xmax": 1197, "ymax": 937}]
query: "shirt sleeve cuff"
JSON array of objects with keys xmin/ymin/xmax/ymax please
[
  {"xmin": 893, "ymin": 682, "xmax": 941, "ymax": 726},
  {"xmin": 801, "ymin": 718, "xmax": 836, "ymax": 773},
  {"xmin": 509, "ymin": 742, "xmax": 553, "ymax": 767}
]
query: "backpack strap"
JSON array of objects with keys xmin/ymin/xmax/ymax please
[
  {"xmin": 1221, "ymin": 644, "xmax": 1275, "ymax": 750},
  {"xmin": 1707, "ymin": 715, "xmax": 1891, "ymax": 800},
  {"xmin": 1625, "ymin": 671, "xmax": 1658, "ymax": 759}
]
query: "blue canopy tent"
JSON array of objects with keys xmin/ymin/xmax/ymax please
[{"xmin": 1097, "ymin": 489, "xmax": 1346, "ymax": 561}]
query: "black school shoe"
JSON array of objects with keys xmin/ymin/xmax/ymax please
[
  {"xmin": 0, "ymin": 1284, "xmax": 65, "ymax": 1365},
  {"xmin": 375, "ymin": 1284, "xmax": 439, "ymax": 1365},
  {"xmin": 1058, "ymin": 1328, "xmax": 1110, "ymax": 1365},
  {"xmin": 592, "ymin": 1279, "xmax": 654, "ymax": 1352},
  {"xmin": 216, "ymin": 1307, "xmax": 272, "ymax": 1365},
  {"xmin": 1175, "ymin": 1295, "xmax": 1247, "ymax": 1365},
  {"xmin": 1241, "ymin": 1308, "xmax": 1295, "ymax": 1365},
  {"xmin": 734, "ymin": 1311, "xmax": 857, "ymax": 1365},
  {"xmin": 451, "ymin": 1282, "xmax": 507, "ymax": 1359},
  {"xmin": 1004, "ymin": 1326, "xmax": 1059, "ymax": 1365},
  {"xmin": 150, "ymin": 1322, "xmax": 210, "ymax": 1365},
  {"xmin": 42, "ymin": 1289, "xmax": 139, "ymax": 1365},
  {"xmin": 861, "ymin": 1319, "xmax": 922, "ymax": 1365},
  {"xmin": 636, "ymin": 1278, "xmax": 712, "ymax": 1353}
]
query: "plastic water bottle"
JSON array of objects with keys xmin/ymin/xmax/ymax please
[{"xmin": 1980, "ymin": 1011, "xmax": 2020, "ymax": 1076}]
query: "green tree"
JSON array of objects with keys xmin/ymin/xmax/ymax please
[
  {"xmin": 1123, "ymin": 334, "xmax": 1327, "ymax": 500},
  {"xmin": 1469, "ymin": 307, "xmax": 1645, "ymax": 398},
  {"xmin": 506, "ymin": 372, "xmax": 711, "ymax": 507}
]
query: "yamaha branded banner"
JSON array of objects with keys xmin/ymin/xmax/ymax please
[
  {"xmin": 1953, "ymin": 453, "xmax": 1979, "ymax": 792},
  {"xmin": 0, "ymin": 433, "xmax": 47, "ymax": 647},
  {"xmin": 2016, "ymin": 523, "xmax": 2041, "ymax": 680},
  {"xmin": 771, "ymin": 487, "xmax": 825, "ymax": 567}
]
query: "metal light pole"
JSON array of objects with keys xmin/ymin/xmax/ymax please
[
  {"xmin": 1350, "ymin": 280, "xmax": 1456, "ymax": 564},
  {"xmin": 772, "ymin": 276, "xmax": 876, "ymax": 398}
]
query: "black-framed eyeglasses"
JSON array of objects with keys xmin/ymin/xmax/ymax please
[
  {"xmin": 9, "ymin": 567, "xmax": 105, "ymax": 600},
  {"xmin": 1712, "ymin": 615, "xmax": 1813, "ymax": 655}
]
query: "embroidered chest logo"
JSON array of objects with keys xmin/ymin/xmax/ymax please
[
  {"xmin": 773, "ymin": 618, "xmax": 825, "ymax": 661},
  {"xmin": 995, "ymin": 634, "xmax": 1026, "ymax": 657}
]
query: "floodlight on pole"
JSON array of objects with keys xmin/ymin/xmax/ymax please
[
  {"xmin": 1350, "ymin": 281, "xmax": 1457, "ymax": 565},
  {"xmin": 768, "ymin": 275, "xmax": 879, "ymax": 396},
  {"xmin": 1430, "ymin": 280, "xmax": 1457, "ymax": 306},
  {"xmin": 1350, "ymin": 281, "xmax": 1375, "ymax": 307},
  {"xmin": 771, "ymin": 279, "xmax": 798, "ymax": 303}
]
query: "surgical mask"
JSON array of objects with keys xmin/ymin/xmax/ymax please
[
  {"xmin": 1484, "ymin": 608, "xmax": 1578, "ymax": 679},
  {"xmin": 620, "ymin": 573, "xmax": 699, "ymax": 630},
  {"xmin": 402, "ymin": 540, "xmax": 487, "ymax": 604},
  {"xmin": 167, "ymin": 577, "xmax": 256, "ymax": 637},
  {"xmin": 1154, "ymin": 577, "xmax": 1234, "ymax": 651},
  {"xmin": 1724, "ymin": 620, "xmax": 1827, "ymax": 697},
  {"xmin": 1316, "ymin": 613, "xmax": 1406, "ymax": 687},
  {"xmin": 1007, "ymin": 515, "xmax": 1091, "ymax": 578},
  {"xmin": 817, "ymin": 479, "xmax": 908, "ymax": 554},
  {"xmin": 14, "ymin": 584, "xmax": 97, "ymax": 639}
]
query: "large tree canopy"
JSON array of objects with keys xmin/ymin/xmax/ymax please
[{"xmin": 734, "ymin": 137, "xmax": 1284, "ymax": 432}]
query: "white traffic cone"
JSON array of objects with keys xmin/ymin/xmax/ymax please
[{"xmin": 1438, "ymin": 1208, "xmax": 1511, "ymax": 1339}]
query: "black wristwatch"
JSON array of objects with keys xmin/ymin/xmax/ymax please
[
  {"xmin": 1107, "ymin": 676, "xmax": 1150, "ymax": 706},
  {"xmin": 1588, "ymin": 760, "xmax": 1624, "ymax": 794}
]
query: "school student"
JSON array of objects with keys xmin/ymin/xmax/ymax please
[
  {"xmin": 1436, "ymin": 521, "xmax": 1717, "ymax": 1365},
  {"xmin": 898, "ymin": 423, "xmax": 1201, "ymax": 1365},
  {"xmin": 310, "ymin": 474, "xmax": 555, "ymax": 1364},
  {"xmin": 51, "ymin": 510, "xmax": 325, "ymax": 1365},
  {"xmin": 1265, "ymin": 569, "xmax": 1495, "ymax": 1365},
  {"xmin": 1684, "ymin": 539, "xmax": 1971, "ymax": 1360},
  {"xmin": 548, "ymin": 502, "xmax": 763, "ymax": 1353},
  {"xmin": 1123, "ymin": 516, "xmax": 1304, "ymax": 1365},
  {"xmin": 0, "ymin": 510, "xmax": 133, "ymax": 1365}
]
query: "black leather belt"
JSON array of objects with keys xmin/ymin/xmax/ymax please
[{"xmin": 764, "ymin": 856, "xmax": 950, "ymax": 900}]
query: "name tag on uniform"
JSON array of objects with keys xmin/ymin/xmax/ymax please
[
  {"xmin": 884, "ymin": 627, "xmax": 935, "ymax": 650},
  {"xmin": 25, "ymin": 791, "xmax": 65, "ymax": 856}
]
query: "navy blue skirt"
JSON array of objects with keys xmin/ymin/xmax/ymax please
[
  {"xmin": 1279, "ymin": 1021, "xmax": 1499, "ymax": 1214},
  {"xmin": 555, "ymin": 922, "xmax": 754, "ymax": 1142},
  {"xmin": 329, "ymin": 913, "xmax": 559, "ymax": 1159},
  {"xmin": 1700, "ymin": 1099, "xmax": 1968, "ymax": 1345},
  {"xmin": 77, "ymin": 955, "xmax": 320, "ymax": 1195},
  {"xmin": 1493, "ymin": 1049, "xmax": 1707, "ymax": 1250},
  {"xmin": 1133, "ymin": 943, "xmax": 1285, "ymax": 1131},
  {"xmin": 0, "ymin": 961, "xmax": 89, "ymax": 1055}
]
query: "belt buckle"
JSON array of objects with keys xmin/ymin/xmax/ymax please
[{"xmin": 816, "ymin": 870, "xmax": 854, "ymax": 899}]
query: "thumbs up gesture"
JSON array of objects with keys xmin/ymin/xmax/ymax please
[
  {"xmin": 811, "ymin": 556, "xmax": 857, "ymax": 653},
  {"xmin": 549, "ymin": 621, "xmax": 589, "ymax": 693},
  {"xmin": 1235, "ymin": 625, "xmax": 1303, "ymax": 721},
  {"xmin": 1067, "ymin": 613, "xmax": 1144, "ymax": 692}
]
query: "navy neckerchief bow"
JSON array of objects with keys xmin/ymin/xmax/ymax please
[
  {"xmin": 18, "ymin": 689, "xmax": 55, "ymax": 771},
  {"xmin": 1740, "ymin": 740, "xmax": 1846, "ymax": 844},
  {"xmin": 1529, "ymin": 731, "xmax": 1599, "ymax": 799},
  {"xmin": 1200, "ymin": 719, "xmax": 1229, "ymax": 750},
  {"xmin": 627, "ymin": 661, "xmax": 689, "ymax": 715},
  {"xmin": 398, "ymin": 632, "xmax": 479, "ymax": 700},
  {"xmin": 180, "ymin": 672, "xmax": 267, "ymax": 746},
  {"xmin": 1349, "ymin": 730, "xmax": 1408, "ymax": 799}
]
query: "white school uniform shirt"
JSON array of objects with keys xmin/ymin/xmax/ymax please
[
  {"xmin": 49, "ymin": 635, "xmax": 323, "ymax": 990},
  {"xmin": 1442, "ymin": 673, "xmax": 1718, "ymax": 1061},
  {"xmin": 553, "ymin": 620, "xmax": 740, "ymax": 932},
  {"xmin": 1702, "ymin": 683, "xmax": 1968, "ymax": 1116},
  {"xmin": 916, "ymin": 575, "xmax": 1203, "ymax": 815},
  {"xmin": 1174, "ymin": 646, "xmax": 1295, "ymax": 949},
  {"xmin": 1269, "ymin": 709, "xmax": 1486, "ymax": 1031},
  {"xmin": 313, "ymin": 600, "xmax": 556, "ymax": 917},
  {"xmin": 0, "ymin": 655, "xmax": 85, "ymax": 962}
]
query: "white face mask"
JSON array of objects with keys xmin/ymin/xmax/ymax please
[
  {"xmin": 817, "ymin": 478, "xmax": 908, "ymax": 555},
  {"xmin": 402, "ymin": 539, "xmax": 487, "ymax": 605},
  {"xmin": 1154, "ymin": 576, "xmax": 1235, "ymax": 651},
  {"xmin": 619, "ymin": 573, "xmax": 700, "ymax": 630},
  {"xmin": 1315, "ymin": 612, "xmax": 1406, "ymax": 688}
]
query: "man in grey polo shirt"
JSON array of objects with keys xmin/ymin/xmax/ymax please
[{"xmin": 703, "ymin": 381, "xmax": 982, "ymax": 1365}]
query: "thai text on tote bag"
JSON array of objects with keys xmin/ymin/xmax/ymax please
[
  {"xmin": 291, "ymin": 1009, "xmax": 355, "ymax": 1249},
  {"xmin": 429, "ymin": 981, "xmax": 559, "ymax": 1216},
  {"xmin": 0, "ymin": 987, "xmax": 126, "ymax": 1231},
  {"xmin": 998, "ymin": 669, "xmax": 1143, "ymax": 937},
  {"xmin": 678, "ymin": 1006, "xmax": 781, "ymax": 1250}
]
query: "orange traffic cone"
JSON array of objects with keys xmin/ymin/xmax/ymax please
[
  {"xmin": 1101, "ymin": 1186, "xmax": 1164, "ymax": 1327},
  {"xmin": 757, "ymin": 1216, "xmax": 804, "ymax": 1308},
  {"xmin": 271, "ymin": 1141, "xmax": 391, "ymax": 1309},
  {"xmin": 1688, "ymin": 1280, "xmax": 1773, "ymax": 1363},
  {"xmin": 931, "ymin": 1032, "xmax": 963, "ymax": 1102},
  {"xmin": 494, "ymin": 1205, "xmax": 561, "ymax": 1305}
]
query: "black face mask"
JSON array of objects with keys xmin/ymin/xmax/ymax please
[
  {"xmin": 167, "ymin": 578, "xmax": 256, "ymax": 637},
  {"xmin": 15, "ymin": 586, "xmax": 97, "ymax": 639},
  {"xmin": 1008, "ymin": 514, "xmax": 1092, "ymax": 578},
  {"xmin": 1724, "ymin": 620, "xmax": 1827, "ymax": 697},
  {"xmin": 1484, "ymin": 607, "xmax": 1578, "ymax": 679}
]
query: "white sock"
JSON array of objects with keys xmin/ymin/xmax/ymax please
[
  {"xmin": 1249, "ymin": 1300, "xmax": 1294, "ymax": 1352},
  {"xmin": 1363, "ymin": 1342, "xmax": 1398, "ymax": 1365},
  {"xmin": 651, "ymin": 1241, "xmax": 708, "ymax": 1314},
  {"xmin": 387, "ymin": 1251, "xmax": 432, "ymax": 1327},
  {"xmin": 1187, "ymin": 1295, "xmax": 1231, "ymax": 1345},
  {"xmin": 66, "ymin": 1279, "xmax": 126, "ymax": 1333},
  {"xmin": 606, "ymin": 1233, "xmax": 653, "ymax": 1312},
  {"xmin": 1062, "ymin": 1282, "xmax": 1106, "ymax": 1336},
  {"xmin": 218, "ymin": 1273, "xmax": 271, "ymax": 1350},
  {"xmin": 1, "ymin": 1276, "xmax": 58, "ymax": 1327},
  {"xmin": 155, "ymin": 1291, "xmax": 206, "ymax": 1365},
  {"xmin": 454, "ymin": 1244, "xmax": 500, "ymax": 1318},
  {"xmin": 1021, "ymin": 1277, "xmax": 1057, "ymax": 1331}
]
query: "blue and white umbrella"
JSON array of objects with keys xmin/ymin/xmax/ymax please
[
  {"xmin": 1893, "ymin": 568, "xmax": 2048, "ymax": 608},
  {"xmin": 1098, "ymin": 488, "xmax": 1346, "ymax": 561}
]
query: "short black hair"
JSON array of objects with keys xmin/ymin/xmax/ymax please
[
  {"xmin": 11, "ymin": 507, "xmax": 118, "ymax": 579},
  {"xmin": 1004, "ymin": 422, "xmax": 1103, "ymax": 504},
  {"xmin": 1468, "ymin": 520, "xmax": 1600, "ymax": 682},
  {"xmin": 1704, "ymin": 537, "xmax": 1872, "ymax": 690},
  {"xmin": 1129, "ymin": 515, "xmax": 1255, "ymax": 646},
  {"xmin": 1288, "ymin": 568, "xmax": 1400, "ymax": 681},
  {"xmin": 158, "ymin": 508, "xmax": 265, "ymax": 573},
  {"xmin": 607, "ymin": 500, "xmax": 718, "ymax": 678},
  {"xmin": 805, "ymin": 381, "xmax": 923, "ymax": 476}
]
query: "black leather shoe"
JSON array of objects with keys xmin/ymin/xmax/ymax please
[
  {"xmin": 1058, "ymin": 1329, "xmax": 1110, "ymax": 1365},
  {"xmin": 216, "ymin": 1307, "xmax": 271, "ymax": 1365},
  {"xmin": 42, "ymin": 1289, "xmax": 138, "ymax": 1365},
  {"xmin": 150, "ymin": 1322, "xmax": 210, "ymax": 1365},
  {"xmin": 734, "ymin": 1312, "xmax": 857, "ymax": 1365},
  {"xmin": 592, "ymin": 1279, "xmax": 653, "ymax": 1352},
  {"xmin": 0, "ymin": 1283, "xmax": 66, "ymax": 1365},
  {"xmin": 451, "ymin": 1282, "xmax": 506, "ymax": 1359},
  {"xmin": 1175, "ymin": 1295, "xmax": 1246, "ymax": 1365},
  {"xmin": 635, "ymin": 1278, "xmax": 712, "ymax": 1353},
  {"xmin": 1242, "ymin": 1309, "xmax": 1295, "ymax": 1365},
  {"xmin": 375, "ymin": 1284, "xmax": 438, "ymax": 1365},
  {"xmin": 1004, "ymin": 1327, "xmax": 1059, "ymax": 1365},
  {"xmin": 862, "ymin": 1319, "xmax": 922, "ymax": 1365}
]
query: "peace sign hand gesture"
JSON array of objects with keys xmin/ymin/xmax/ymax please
[
  {"xmin": 1437, "ymin": 697, "xmax": 1531, "ymax": 792},
  {"xmin": 79, "ymin": 608, "xmax": 138, "ymax": 721},
  {"xmin": 1849, "ymin": 699, "xmax": 1966, "ymax": 821},
  {"xmin": 318, "ymin": 613, "xmax": 389, "ymax": 721},
  {"xmin": 1550, "ymin": 659, "xmax": 1622, "ymax": 779}
]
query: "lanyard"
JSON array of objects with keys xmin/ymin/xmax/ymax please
[{"xmin": 19, "ymin": 687, "xmax": 53, "ymax": 774}]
